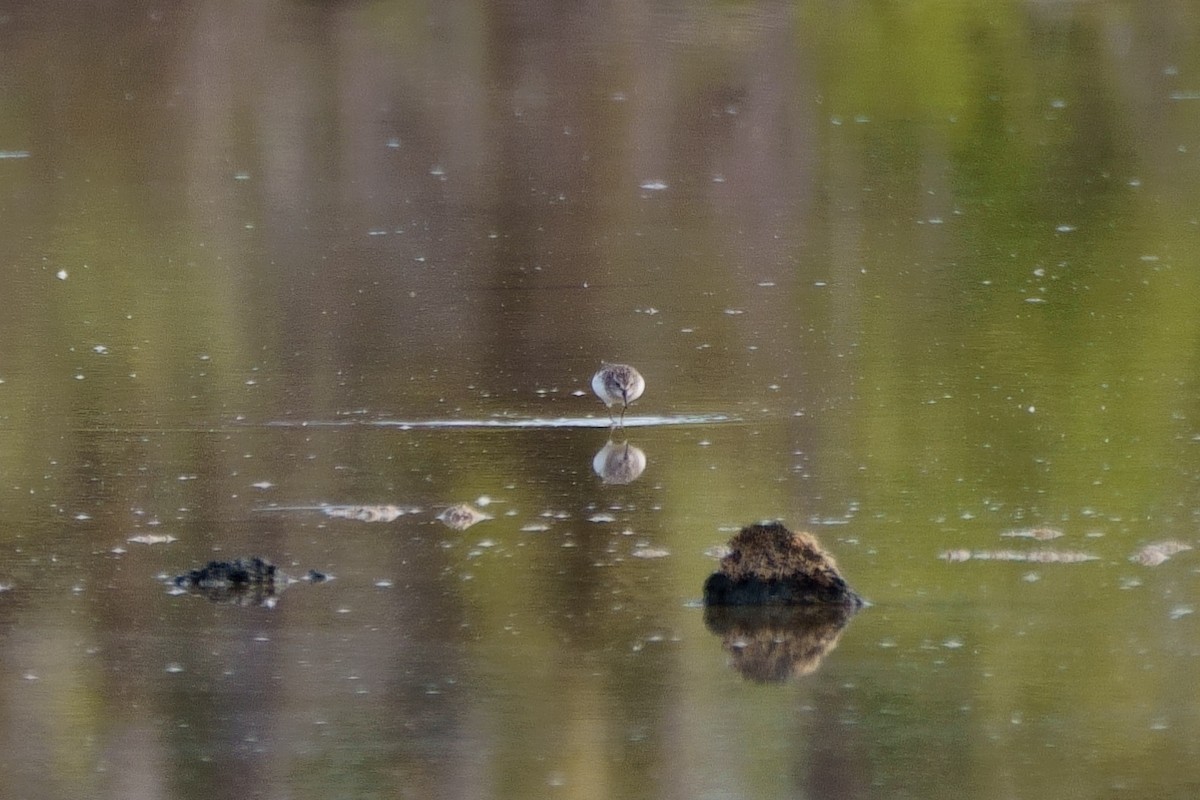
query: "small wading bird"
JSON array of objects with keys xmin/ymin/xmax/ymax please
[{"xmin": 592, "ymin": 362, "xmax": 645, "ymax": 426}]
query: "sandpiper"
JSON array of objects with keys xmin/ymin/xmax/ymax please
[{"xmin": 592, "ymin": 362, "xmax": 645, "ymax": 426}]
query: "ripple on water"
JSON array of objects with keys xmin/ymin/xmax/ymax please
[{"xmin": 262, "ymin": 413, "xmax": 737, "ymax": 430}]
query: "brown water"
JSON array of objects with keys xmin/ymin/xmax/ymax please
[{"xmin": 4, "ymin": 1, "xmax": 1200, "ymax": 797}]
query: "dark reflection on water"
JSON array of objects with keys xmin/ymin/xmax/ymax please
[
  {"xmin": 704, "ymin": 604, "xmax": 859, "ymax": 684},
  {"xmin": 4, "ymin": 0, "xmax": 1200, "ymax": 797}
]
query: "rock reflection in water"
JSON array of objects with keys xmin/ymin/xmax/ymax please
[
  {"xmin": 704, "ymin": 604, "xmax": 858, "ymax": 683},
  {"xmin": 592, "ymin": 438, "xmax": 647, "ymax": 484}
]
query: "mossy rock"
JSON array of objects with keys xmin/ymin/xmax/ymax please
[{"xmin": 703, "ymin": 522, "xmax": 862, "ymax": 607}]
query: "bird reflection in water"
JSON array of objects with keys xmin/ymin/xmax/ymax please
[{"xmin": 592, "ymin": 438, "xmax": 647, "ymax": 484}]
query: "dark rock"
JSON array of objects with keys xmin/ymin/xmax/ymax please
[
  {"xmin": 173, "ymin": 557, "xmax": 277, "ymax": 591},
  {"xmin": 168, "ymin": 557, "xmax": 327, "ymax": 607},
  {"xmin": 703, "ymin": 522, "xmax": 862, "ymax": 607}
]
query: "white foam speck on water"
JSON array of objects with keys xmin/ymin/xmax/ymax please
[
  {"xmin": 128, "ymin": 534, "xmax": 177, "ymax": 545},
  {"xmin": 639, "ymin": 180, "xmax": 668, "ymax": 191}
]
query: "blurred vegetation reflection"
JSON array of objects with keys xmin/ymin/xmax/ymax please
[{"xmin": 2, "ymin": 0, "xmax": 1200, "ymax": 798}]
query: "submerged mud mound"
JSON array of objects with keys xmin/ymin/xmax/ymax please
[
  {"xmin": 169, "ymin": 557, "xmax": 328, "ymax": 607},
  {"xmin": 704, "ymin": 603, "xmax": 857, "ymax": 683},
  {"xmin": 703, "ymin": 522, "xmax": 863, "ymax": 607},
  {"xmin": 174, "ymin": 557, "xmax": 279, "ymax": 590}
]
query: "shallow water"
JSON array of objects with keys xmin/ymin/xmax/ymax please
[{"xmin": 4, "ymin": 1, "xmax": 1200, "ymax": 798}]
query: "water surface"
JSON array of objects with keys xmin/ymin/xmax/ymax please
[{"xmin": 3, "ymin": 1, "xmax": 1200, "ymax": 798}]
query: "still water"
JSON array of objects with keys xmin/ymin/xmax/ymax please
[{"xmin": 4, "ymin": 0, "xmax": 1200, "ymax": 797}]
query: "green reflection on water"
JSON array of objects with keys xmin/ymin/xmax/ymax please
[{"xmin": 2, "ymin": 0, "xmax": 1200, "ymax": 798}]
